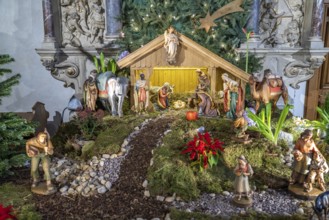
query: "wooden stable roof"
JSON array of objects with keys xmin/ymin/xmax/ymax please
[{"xmin": 117, "ymin": 33, "xmax": 249, "ymax": 82}]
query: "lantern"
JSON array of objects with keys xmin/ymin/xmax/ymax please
[{"xmin": 186, "ymin": 111, "xmax": 198, "ymax": 121}]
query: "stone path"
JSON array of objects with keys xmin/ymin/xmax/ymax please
[{"xmin": 34, "ymin": 115, "xmax": 174, "ymax": 219}]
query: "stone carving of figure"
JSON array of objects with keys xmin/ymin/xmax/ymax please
[
  {"xmin": 26, "ymin": 130, "xmax": 56, "ymax": 194},
  {"xmin": 195, "ymin": 69, "xmax": 218, "ymax": 117},
  {"xmin": 76, "ymin": 0, "xmax": 90, "ymax": 30},
  {"xmin": 290, "ymin": 129, "xmax": 321, "ymax": 191},
  {"xmin": 88, "ymin": 0, "xmax": 105, "ymax": 43},
  {"xmin": 164, "ymin": 26, "xmax": 179, "ymax": 65},
  {"xmin": 83, "ymin": 70, "xmax": 98, "ymax": 111},
  {"xmin": 61, "ymin": 0, "xmax": 90, "ymax": 47},
  {"xmin": 259, "ymin": 1, "xmax": 284, "ymax": 47},
  {"xmin": 284, "ymin": 20, "xmax": 300, "ymax": 47},
  {"xmin": 134, "ymin": 73, "xmax": 149, "ymax": 113},
  {"xmin": 234, "ymin": 155, "xmax": 253, "ymax": 201},
  {"xmin": 222, "ymin": 73, "xmax": 243, "ymax": 120}
]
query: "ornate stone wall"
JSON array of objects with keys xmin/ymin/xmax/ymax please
[
  {"xmin": 241, "ymin": 0, "xmax": 329, "ymax": 117},
  {"xmin": 36, "ymin": 0, "xmax": 122, "ymax": 98}
]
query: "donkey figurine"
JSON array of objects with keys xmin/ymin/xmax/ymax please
[
  {"xmin": 96, "ymin": 71, "xmax": 129, "ymax": 117},
  {"xmin": 312, "ymin": 191, "xmax": 329, "ymax": 220}
]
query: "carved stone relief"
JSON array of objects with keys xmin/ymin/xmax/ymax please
[
  {"xmin": 259, "ymin": 0, "xmax": 304, "ymax": 48},
  {"xmin": 60, "ymin": 0, "xmax": 105, "ymax": 47},
  {"xmin": 284, "ymin": 55, "xmax": 325, "ymax": 89}
]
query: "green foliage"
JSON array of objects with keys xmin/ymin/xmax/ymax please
[
  {"xmin": 0, "ymin": 54, "xmax": 35, "ymax": 177},
  {"xmin": 148, "ymin": 147, "xmax": 200, "ymax": 200},
  {"xmin": 0, "ymin": 113, "xmax": 35, "ymax": 177},
  {"xmin": 119, "ymin": 0, "xmax": 262, "ymax": 71},
  {"xmin": 0, "ymin": 183, "xmax": 41, "ymax": 220},
  {"xmin": 51, "ymin": 120, "xmax": 81, "ymax": 155},
  {"xmin": 323, "ymin": 93, "xmax": 329, "ymax": 114},
  {"xmin": 148, "ymin": 116, "xmax": 235, "ymax": 200},
  {"xmin": 93, "ymin": 115, "xmax": 151, "ymax": 157},
  {"xmin": 73, "ymin": 110, "xmax": 105, "ymax": 140},
  {"xmin": 93, "ymin": 52, "xmax": 118, "ymax": 74},
  {"xmin": 0, "ymin": 54, "xmax": 21, "ymax": 105},
  {"xmin": 223, "ymin": 142, "xmax": 266, "ymax": 169},
  {"xmin": 247, "ymin": 103, "xmax": 293, "ymax": 146},
  {"xmin": 305, "ymin": 107, "xmax": 329, "ymax": 133},
  {"xmin": 81, "ymin": 141, "xmax": 95, "ymax": 160},
  {"xmin": 169, "ymin": 208, "xmax": 220, "ymax": 220}
]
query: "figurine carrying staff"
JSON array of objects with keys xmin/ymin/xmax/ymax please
[{"xmin": 26, "ymin": 129, "xmax": 56, "ymax": 194}]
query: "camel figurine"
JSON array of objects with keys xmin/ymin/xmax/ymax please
[{"xmin": 249, "ymin": 69, "xmax": 289, "ymax": 111}]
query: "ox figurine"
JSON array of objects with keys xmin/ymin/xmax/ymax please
[{"xmin": 96, "ymin": 71, "xmax": 129, "ymax": 117}]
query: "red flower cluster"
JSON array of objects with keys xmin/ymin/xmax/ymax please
[
  {"xmin": 181, "ymin": 132, "xmax": 224, "ymax": 170},
  {"xmin": 0, "ymin": 204, "xmax": 16, "ymax": 220}
]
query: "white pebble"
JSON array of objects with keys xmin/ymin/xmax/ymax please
[
  {"xmin": 144, "ymin": 190, "xmax": 150, "ymax": 197},
  {"xmin": 156, "ymin": 195, "xmax": 165, "ymax": 201},
  {"xmin": 97, "ymin": 186, "xmax": 107, "ymax": 194},
  {"xmin": 142, "ymin": 180, "xmax": 148, "ymax": 188}
]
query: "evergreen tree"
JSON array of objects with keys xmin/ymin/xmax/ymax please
[
  {"xmin": 0, "ymin": 54, "xmax": 35, "ymax": 177},
  {"xmin": 118, "ymin": 0, "xmax": 262, "ymax": 73}
]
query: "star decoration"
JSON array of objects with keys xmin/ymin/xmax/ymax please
[
  {"xmin": 199, "ymin": 0, "xmax": 244, "ymax": 33},
  {"xmin": 199, "ymin": 12, "xmax": 217, "ymax": 33}
]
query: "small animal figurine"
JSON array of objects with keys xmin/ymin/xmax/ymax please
[{"xmin": 312, "ymin": 191, "xmax": 329, "ymax": 220}]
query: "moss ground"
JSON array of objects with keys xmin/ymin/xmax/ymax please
[
  {"xmin": 147, "ymin": 111, "xmax": 294, "ymax": 201},
  {"xmin": 0, "ymin": 183, "xmax": 41, "ymax": 220}
]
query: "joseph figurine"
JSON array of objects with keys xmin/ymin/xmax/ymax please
[{"xmin": 26, "ymin": 130, "xmax": 55, "ymax": 191}]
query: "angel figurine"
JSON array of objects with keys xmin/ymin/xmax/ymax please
[{"xmin": 164, "ymin": 26, "xmax": 179, "ymax": 64}]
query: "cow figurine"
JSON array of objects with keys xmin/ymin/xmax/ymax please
[{"xmin": 312, "ymin": 191, "xmax": 329, "ymax": 220}]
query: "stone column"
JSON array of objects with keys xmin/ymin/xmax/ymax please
[
  {"xmin": 247, "ymin": 0, "xmax": 260, "ymax": 36},
  {"xmin": 309, "ymin": 0, "xmax": 324, "ymax": 48},
  {"xmin": 42, "ymin": 0, "xmax": 56, "ymax": 43},
  {"xmin": 105, "ymin": 0, "xmax": 122, "ymax": 41},
  {"xmin": 241, "ymin": 0, "xmax": 261, "ymax": 49}
]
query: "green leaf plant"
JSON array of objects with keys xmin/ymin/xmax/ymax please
[
  {"xmin": 246, "ymin": 103, "xmax": 293, "ymax": 146},
  {"xmin": 93, "ymin": 52, "xmax": 117, "ymax": 74},
  {"xmin": 305, "ymin": 107, "xmax": 329, "ymax": 133}
]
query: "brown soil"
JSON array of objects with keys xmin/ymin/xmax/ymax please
[{"xmin": 32, "ymin": 116, "xmax": 174, "ymax": 220}]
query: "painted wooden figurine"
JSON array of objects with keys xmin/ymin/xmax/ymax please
[
  {"xmin": 288, "ymin": 129, "xmax": 329, "ymax": 199},
  {"xmin": 233, "ymin": 155, "xmax": 253, "ymax": 207},
  {"xmin": 248, "ymin": 69, "xmax": 289, "ymax": 111},
  {"xmin": 290, "ymin": 129, "xmax": 320, "ymax": 187},
  {"xmin": 222, "ymin": 73, "xmax": 243, "ymax": 120},
  {"xmin": 134, "ymin": 73, "xmax": 149, "ymax": 113},
  {"xmin": 83, "ymin": 70, "xmax": 98, "ymax": 111},
  {"xmin": 164, "ymin": 26, "xmax": 179, "ymax": 64},
  {"xmin": 157, "ymin": 82, "xmax": 172, "ymax": 109},
  {"xmin": 195, "ymin": 69, "xmax": 218, "ymax": 117},
  {"xmin": 305, "ymin": 151, "xmax": 328, "ymax": 192},
  {"xmin": 26, "ymin": 129, "xmax": 56, "ymax": 195}
]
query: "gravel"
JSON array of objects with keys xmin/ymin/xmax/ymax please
[{"xmin": 172, "ymin": 189, "xmax": 303, "ymax": 218}]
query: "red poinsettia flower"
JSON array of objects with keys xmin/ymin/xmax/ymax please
[
  {"xmin": 181, "ymin": 132, "xmax": 224, "ymax": 170},
  {"xmin": 0, "ymin": 204, "xmax": 17, "ymax": 220}
]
